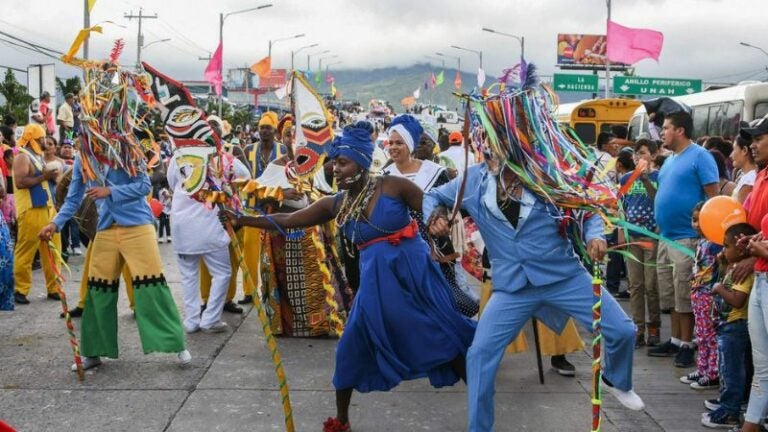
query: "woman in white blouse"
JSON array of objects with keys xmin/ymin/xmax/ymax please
[{"xmin": 731, "ymin": 135, "xmax": 757, "ymax": 203}]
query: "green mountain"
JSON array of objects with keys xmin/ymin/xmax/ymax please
[{"xmin": 320, "ymin": 63, "xmax": 495, "ymax": 111}]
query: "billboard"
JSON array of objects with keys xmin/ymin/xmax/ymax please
[
  {"xmin": 258, "ymin": 69, "xmax": 288, "ymax": 89},
  {"xmin": 557, "ymin": 34, "xmax": 622, "ymax": 67}
]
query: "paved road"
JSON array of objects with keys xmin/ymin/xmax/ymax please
[{"xmin": 1, "ymin": 241, "xmax": 717, "ymax": 431}]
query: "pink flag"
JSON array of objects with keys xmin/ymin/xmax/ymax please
[
  {"xmin": 204, "ymin": 42, "xmax": 223, "ymax": 97},
  {"xmin": 607, "ymin": 20, "xmax": 663, "ymax": 64}
]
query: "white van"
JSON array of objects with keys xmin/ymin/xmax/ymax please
[
  {"xmin": 627, "ymin": 82, "xmax": 768, "ymax": 141},
  {"xmin": 435, "ymin": 110, "xmax": 460, "ymax": 124}
]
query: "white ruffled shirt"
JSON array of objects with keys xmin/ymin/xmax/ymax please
[{"xmin": 167, "ymin": 156, "xmax": 250, "ymax": 255}]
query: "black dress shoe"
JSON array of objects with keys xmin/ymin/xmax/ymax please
[
  {"xmin": 14, "ymin": 292, "xmax": 29, "ymax": 304},
  {"xmin": 237, "ymin": 295, "xmax": 253, "ymax": 305},
  {"xmin": 223, "ymin": 302, "xmax": 243, "ymax": 314},
  {"xmin": 60, "ymin": 307, "xmax": 83, "ymax": 318},
  {"xmin": 551, "ymin": 355, "xmax": 576, "ymax": 377},
  {"xmin": 47, "ymin": 293, "xmax": 61, "ymax": 301}
]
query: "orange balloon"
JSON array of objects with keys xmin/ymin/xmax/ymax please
[
  {"xmin": 699, "ymin": 196, "xmax": 747, "ymax": 245},
  {"xmin": 150, "ymin": 198, "xmax": 164, "ymax": 218}
]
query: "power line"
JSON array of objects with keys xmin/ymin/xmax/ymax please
[
  {"xmin": 157, "ymin": 18, "xmax": 210, "ymax": 55},
  {"xmin": 0, "ymin": 30, "xmax": 64, "ymax": 56},
  {"xmin": 0, "ymin": 36, "xmax": 61, "ymax": 61},
  {"xmin": 0, "ymin": 64, "xmax": 27, "ymax": 73}
]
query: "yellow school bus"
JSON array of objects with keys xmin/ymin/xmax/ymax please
[{"xmin": 555, "ymin": 98, "xmax": 642, "ymax": 145}]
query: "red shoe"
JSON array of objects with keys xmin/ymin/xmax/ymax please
[{"xmin": 323, "ymin": 417, "xmax": 350, "ymax": 432}]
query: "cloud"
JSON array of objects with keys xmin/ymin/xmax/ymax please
[{"xmin": 0, "ymin": 0, "xmax": 766, "ymax": 85}]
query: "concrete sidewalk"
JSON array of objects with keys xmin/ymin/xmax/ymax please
[{"xmin": 0, "ymin": 242, "xmax": 718, "ymax": 431}]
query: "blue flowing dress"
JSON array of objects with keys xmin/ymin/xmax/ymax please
[
  {"xmin": 333, "ymin": 193, "xmax": 476, "ymax": 392},
  {"xmin": 0, "ymin": 216, "xmax": 14, "ymax": 311}
]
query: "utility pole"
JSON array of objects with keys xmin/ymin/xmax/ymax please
[
  {"xmin": 83, "ymin": 0, "xmax": 90, "ymax": 60},
  {"xmin": 124, "ymin": 8, "xmax": 158, "ymax": 70}
]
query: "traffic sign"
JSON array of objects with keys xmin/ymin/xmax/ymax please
[
  {"xmin": 553, "ymin": 73, "xmax": 599, "ymax": 92},
  {"xmin": 613, "ymin": 76, "xmax": 702, "ymax": 96}
]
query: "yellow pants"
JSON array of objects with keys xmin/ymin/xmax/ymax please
[
  {"xmin": 13, "ymin": 207, "xmax": 61, "ymax": 296},
  {"xmin": 242, "ymin": 226, "xmax": 260, "ymax": 296},
  {"xmin": 480, "ymin": 279, "xmax": 584, "ymax": 355},
  {"xmin": 81, "ymin": 224, "xmax": 185, "ymax": 357},
  {"xmin": 77, "ymin": 242, "xmax": 134, "ymax": 309}
]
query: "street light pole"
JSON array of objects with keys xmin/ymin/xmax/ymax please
[
  {"xmin": 436, "ymin": 52, "xmax": 461, "ymax": 72},
  {"xmin": 451, "ymin": 45, "xmax": 482, "ymax": 69},
  {"xmin": 482, "ymin": 27, "xmax": 525, "ymax": 59},
  {"xmin": 425, "ymin": 55, "xmax": 445, "ymax": 69},
  {"xmin": 143, "ymin": 38, "xmax": 171, "ymax": 50},
  {"xmin": 740, "ymin": 42, "xmax": 768, "ymax": 58},
  {"xmin": 268, "ymin": 33, "xmax": 306, "ymax": 65},
  {"xmin": 218, "ymin": 3, "xmax": 273, "ymax": 116},
  {"xmin": 291, "ymin": 43, "xmax": 318, "ymax": 71},
  {"xmin": 307, "ymin": 49, "xmax": 330, "ymax": 71},
  {"xmin": 318, "ymin": 54, "xmax": 338, "ymax": 72}
]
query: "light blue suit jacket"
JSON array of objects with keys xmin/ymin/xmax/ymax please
[{"xmin": 424, "ymin": 164, "xmax": 604, "ymax": 292}]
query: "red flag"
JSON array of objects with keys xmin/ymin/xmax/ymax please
[
  {"xmin": 430, "ymin": 72, "xmax": 436, "ymax": 89},
  {"xmin": 606, "ymin": 20, "xmax": 664, "ymax": 64},
  {"xmin": 204, "ymin": 42, "xmax": 223, "ymax": 96},
  {"xmin": 325, "ymin": 73, "xmax": 334, "ymax": 84},
  {"xmin": 454, "ymin": 70, "xmax": 462, "ymax": 90}
]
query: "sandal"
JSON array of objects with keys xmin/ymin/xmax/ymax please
[{"xmin": 323, "ymin": 417, "xmax": 350, "ymax": 432}]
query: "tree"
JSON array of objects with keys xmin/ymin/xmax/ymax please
[
  {"xmin": 0, "ymin": 69, "xmax": 33, "ymax": 125},
  {"xmin": 228, "ymin": 105, "xmax": 253, "ymax": 131},
  {"xmin": 55, "ymin": 76, "xmax": 82, "ymax": 98}
]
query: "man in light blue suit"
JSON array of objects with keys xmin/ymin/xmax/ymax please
[{"xmin": 425, "ymin": 160, "xmax": 644, "ymax": 432}]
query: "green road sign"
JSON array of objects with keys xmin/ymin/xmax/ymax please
[
  {"xmin": 613, "ymin": 76, "xmax": 702, "ymax": 96},
  {"xmin": 553, "ymin": 73, "xmax": 599, "ymax": 92}
]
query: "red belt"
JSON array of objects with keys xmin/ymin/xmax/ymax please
[{"xmin": 357, "ymin": 220, "xmax": 419, "ymax": 251}]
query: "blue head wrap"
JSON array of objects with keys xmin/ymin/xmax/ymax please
[
  {"xmin": 388, "ymin": 114, "xmax": 423, "ymax": 153},
  {"xmin": 329, "ymin": 126, "xmax": 374, "ymax": 170}
]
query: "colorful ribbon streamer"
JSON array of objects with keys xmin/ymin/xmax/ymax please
[
  {"xmin": 591, "ymin": 263, "xmax": 603, "ymax": 432},
  {"xmin": 43, "ymin": 241, "xmax": 84, "ymax": 381},
  {"xmin": 223, "ymin": 219, "xmax": 295, "ymax": 432}
]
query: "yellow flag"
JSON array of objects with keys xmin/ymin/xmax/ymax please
[
  {"xmin": 331, "ymin": 82, "xmax": 337, "ymax": 97},
  {"xmin": 87, "ymin": 0, "xmax": 97, "ymax": 12},
  {"xmin": 62, "ymin": 25, "xmax": 103, "ymax": 64}
]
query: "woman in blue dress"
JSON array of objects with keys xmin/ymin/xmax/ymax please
[
  {"xmin": 0, "ymin": 175, "xmax": 13, "ymax": 312},
  {"xmin": 222, "ymin": 126, "xmax": 476, "ymax": 432}
]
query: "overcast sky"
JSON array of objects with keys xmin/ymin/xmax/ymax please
[{"xmin": 2, "ymin": 0, "xmax": 767, "ymax": 87}]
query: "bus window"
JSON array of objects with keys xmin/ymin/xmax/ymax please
[
  {"xmin": 574, "ymin": 122, "xmax": 596, "ymax": 145},
  {"xmin": 628, "ymin": 114, "xmax": 644, "ymax": 141},
  {"xmin": 692, "ymin": 106, "xmax": 709, "ymax": 138},
  {"xmin": 724, "ymin": 101, "xmax": 744, "ymax": 139},
  {"xmin": 756, "ymin": 102, "xmax": 768, "ymax": 120}
]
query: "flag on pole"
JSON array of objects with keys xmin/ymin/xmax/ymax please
[
  {"xmin": 606, "ymin": 20, "xmax": 664, "ymax": 64},
  {"xmin": 477, "ymin": 68, "xmax": 486, "ymax": 88},
  {"xmin": 204, "ymin": 42, "xmax": 223, "ymax": 97},
  {"xmin": 454, "ymin": 70, "xmax": 462, "ymax": 90},
  {"xmin": 325, "ymin": 73, "xmax": 334, "ymax": 84},
  {"xmin": 315, "ymin": 72, "xmax": 321, "ymax": 84},
  {"xmin": 331, "ymin": 82, "xmax": 337, "ymax": 98},
  {"xmin": 435, "ymin": 70, "xmax": 444, "ymax": 87},
  {"xmin": 250, "ymin": 56, "xmax": 271, "ymax": 78},
  {"xmin": 413, "ymin": 87, "xmax": 421, "ymax": 99},
  {"xmin": 87, "ymin": 0, "xmax": 97, "ymax": 12},
  {"xmin": 430, "ymin": 72, "xmax": 436, "ymax": 89}
]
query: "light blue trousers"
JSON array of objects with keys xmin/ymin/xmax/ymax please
[
  {"xmin": 745, "ymin": 272, "xmax": 768, "ymax": 424},
  {"xmin": 467, "ymin": 270, "xmax": 636, "ymax": 432}
]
